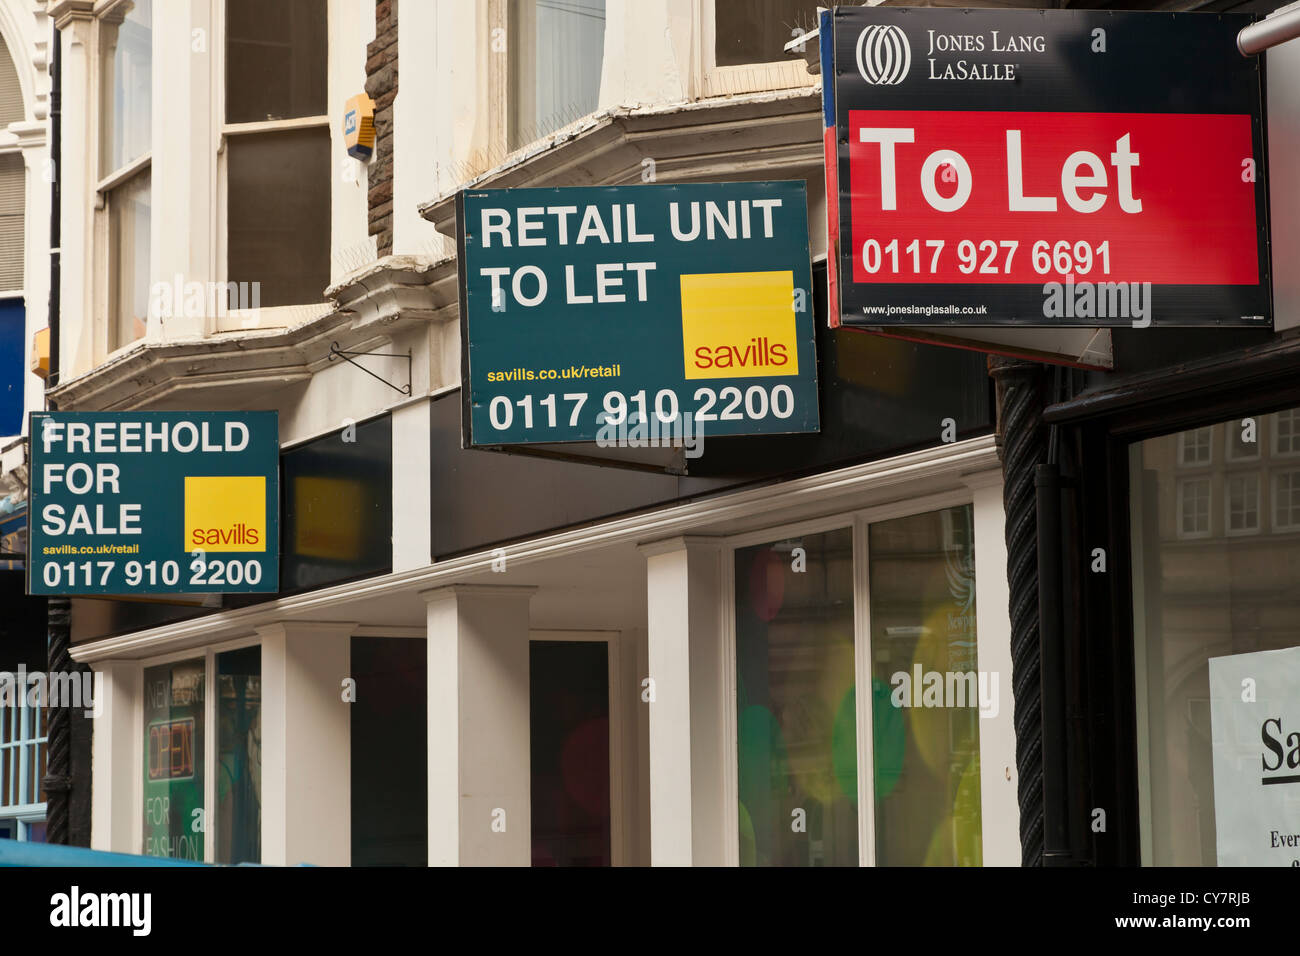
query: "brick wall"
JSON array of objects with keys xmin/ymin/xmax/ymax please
[{"xmin": 365, "ymin": 0, "xmax": 398, "ymax": 257}]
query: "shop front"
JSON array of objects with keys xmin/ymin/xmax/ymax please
[{"xmin": 66, "ymin": 277, "xmax": 1021, "ymax": 865}]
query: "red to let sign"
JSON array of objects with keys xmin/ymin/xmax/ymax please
[{"xmin": 848, "ymin": 109, "xmax": 1259, "ymax": 287}]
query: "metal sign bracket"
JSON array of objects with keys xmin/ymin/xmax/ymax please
[{"xmin": 327, "ymin": 342, "xmax": 413, "ymax": 396}]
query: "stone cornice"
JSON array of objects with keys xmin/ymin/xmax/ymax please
[
  {"xmin": 47, "ymin": 255, "xmax": 458, "ymax": 411},
  {"xmin": 46, "ymin": 0, "xmax": 96, "ymax": 29},
  {"xmin": 419, "ymin": 89, "xmax": 822, "ymax": 238}
]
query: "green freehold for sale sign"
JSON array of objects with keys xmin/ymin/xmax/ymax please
[{"xmin": 26, "ymin": 411, "xmax": 279, "ymax": 596}]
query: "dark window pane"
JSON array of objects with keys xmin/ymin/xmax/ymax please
[
  {"xmin": 216, "ymin": 646, "xmax": 260, "ymax": 864},
  {"xmin": 281, "ymin": 414, "xmax": 392, "ymax": 592},
  {"xmin": 714, "ymin": 0, "xmax": 821, "ymax": 68},
  {"xmin": 226, "ymin": 127, "xmax": 330, "ymax": 307},
  {"xmin": 225, "ymin": 0, "xmax": 327, "ymax": 123},
  {"xmin": 530, "ymin": 641, "xmax": 610, "ymax": 866},
  {"xmin": 735, "ymin": 527, "xmax": 857, "ymax": 866},
  {"xmin": 351, "ymin": 637, "xmax": 427, "ymax": 866}
]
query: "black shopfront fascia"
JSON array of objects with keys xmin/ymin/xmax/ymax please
[
  {"xmin": 1039, "ymin": 324, "xmax": 1300, "ymax": 866},
  {"xmin": 71, "ymin": 265, "xmax": 998, "ymax": 635},
  {"xmin": 431, "ymin": 261, "xmax": 994, "ymax": 559}
]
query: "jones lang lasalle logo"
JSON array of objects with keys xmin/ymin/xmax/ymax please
[
  {"xmin": 857, "ymin": 22, "xmax": 1045, "ymax": 85},
  {"xmin": 857, "ymin": 24, "xmax": 912, "ymax": 86}
]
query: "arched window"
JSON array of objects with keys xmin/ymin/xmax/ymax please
[{"xmin": 0, "ymin": 32, "xmax": 24, "ymax": 128}]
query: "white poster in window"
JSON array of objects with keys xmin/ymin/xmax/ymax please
[{"xmin": 1209, "ymin": 646, "xmax": 1300, "ymax": 866}]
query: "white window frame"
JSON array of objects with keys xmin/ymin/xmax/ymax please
[
  {"xmin": 1223, "ymin": 471, "xmax": 1261, "ymax": 537},
  {"xmin": 701, "ymin": 0, "xmax": 819, "ymax": 98},
  {"xmin": 528, "ymin": 629, "xmax": 627, "ymax": 867},
  {"xmin": 721, "ymin": 486, "xmax": 1009, "ymax": 867},
  {"xmin": 1177, "ymin": 427, "xmax": 1213, "ymax": 468},
  {"xmin": 0, "ymin": 673, "xmax": 48, "ymax": 819},
  {"xmin": 1175, "ymin": 476, "xmax": 1212, "ymax": 540},
  {"xmin": 1273, "ymin": 408, "xmax": 1300, "ymax": 458},
  {"xmin": 1273, "ymin": 469, "xmax": 1300, "ymax": 532},
  {"xmin": 214, "ymin": 0, "xmax": 332, "ymax": 330},
  {"xmin": 94, "ymin": 0, "xmax": 154, "ymax": 361},
  {"xmin": 135, "ymin": 635, "xmax": 261, "ymax": 865}
]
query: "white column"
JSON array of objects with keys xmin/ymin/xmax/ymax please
[
  {"xmin": 53, "ymin": 15, "xmax": 95, "ymax": 379},
  {"xmin": 391, "ymin": 400, "xmax": 431, "ymax": 572},
  {"xmin": 257, "ymin": 621, "xmax": 355, "ymax": 866},
  {"xmin": 966, "ymin": 471, "xmax": 1021, "ymax": 866},
  {"xmin": 150, "ymin": 0, "xmax": 216, "ymax": 340},
  {"xmin": 90, "ymin": 660, "xmax": 139, "ymax": 853},
  {"xmin": 423, "ymin": 584, "xmax": 534, "ymax": 866},
  {"xmin": 639, "ymin": 535, "xmax": 726, "ymax": 866}
]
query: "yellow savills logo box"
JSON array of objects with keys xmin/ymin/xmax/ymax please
[
  {"xmin": 183, "ymin": 476, "xmax": 266, "ymax": 551},
  {"xmin": 680, "ymin": 270, "xmax": 799, "ymax": 380}
]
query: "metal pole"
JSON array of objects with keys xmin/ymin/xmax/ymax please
[
  {"xmin": 1238, "ymin": 0, "xmax": 1300, "ymax": 55},
  {"xmin": 40, "ymin": 24, "xmax": 73, "ymax": 846},
  {"xmin": 989, "ymin": 355, "xmax": 1048, "ymax": 866},
  {"xmin": 41, "ymin": 598, "xmax": 72, "ymax": 844}
]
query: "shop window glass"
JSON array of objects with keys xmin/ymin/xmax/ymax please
[
  {"xmin": 735, "ymin": 527, "xmax": 856, "ymax": 866},
  {"xmin": 281, "ymin": 414, "xmax": 392, "ymax": 592},
  {"xmin": 1274, "ymin": 471, "xmax": 1300, "ymax": 531},
  {"xmin": 507, "ymin": 0, "xmax": 606, "ymax": 151},
  {"xmin": 1224, "ymin": 473, "xmax": 1260, "ymax": 535},
  {"xmin": 1273, "ymin": 408, "xmax": 1300, "ymax": 456},
  {"xmin": 1225, "ymin": 420, "xmax": 1260, "ymax": 462},
  {"xmin": 1178, "ymin": 427, "xmax": 1213, "ymax": 466},
  {"xmin": 1131, "ymin": 412, "xmax": 1300, "ymax": 865},
  {"xmin": 530, "ymin": 641, "xmax": 610, "ymax": 867},
  {"xmin": 868, "ymin": 505, "xmax": 981, "ymax": 866},
  {"xmin": 713, "ymin": 0, "xmax": 822, "ymax": 67},
  {"xmin": 142, "ymin": 659, "xmax": 204, "ymax": 860},
  {"xmin": 216, "ymin": 646, "xmax": 260, "ymax": 864},
  {"xmin": 1177, "ymin": 477, "xmax": 1211, "ymax": 538},
  {"xmin": 351, "ymin": 637, "xmax": 427, "ymax": 866}
]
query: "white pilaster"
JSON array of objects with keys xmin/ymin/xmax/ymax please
[
  {"xmin": 966, "ymin": 471, "xmax": 1021, "ymax": 866},
  {"xmin": 54, "ymin": 16, "xmax": 95, "ymax": 379},
  {"xmin": 423, "ymin": 584, "xmax": 534, "ymax": 866},
  {"xmin": 639, "ymin": 535, "xmax": 726, "ymax": 866},
  {"xmin": 151, "ymin": 0, "xmax": 216, "ymax": 340},
  {"xmin": 391, "ymin": 399, "xmax": 431, "ymax": 572},
  {"xmin": 90, "ymin": 660, "xmax": 139, "ymax": 852},
  {"xmin": 257, "ymin": 621, "xmax": 355, "ymax": 866}
]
